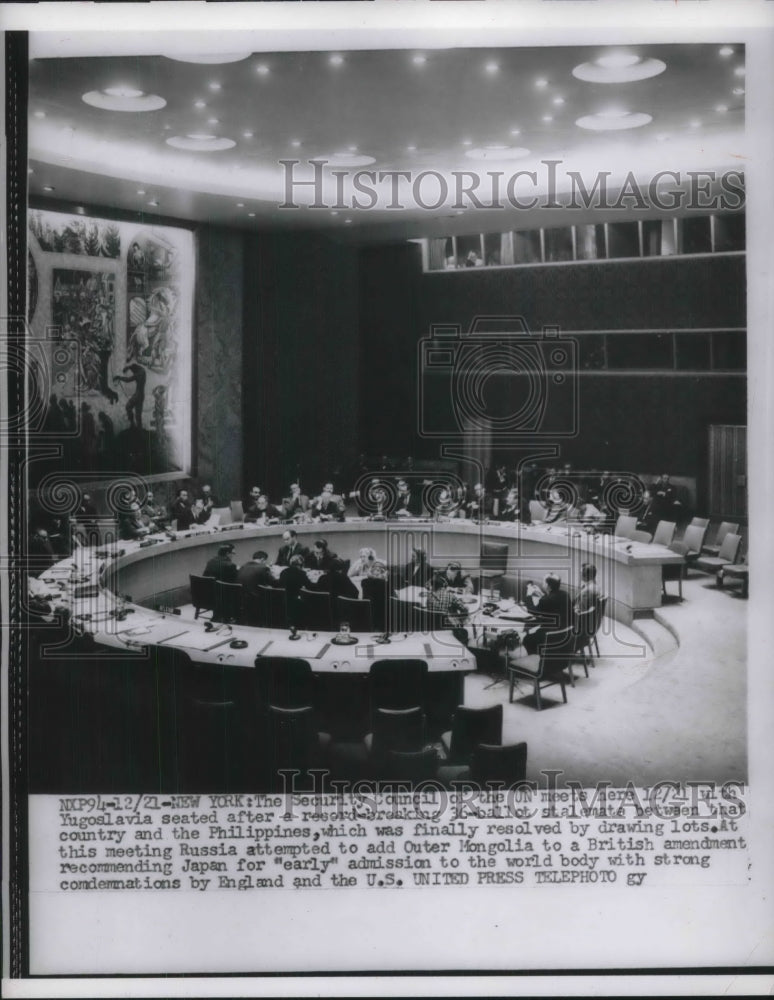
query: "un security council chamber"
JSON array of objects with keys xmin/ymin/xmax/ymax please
[{"xmin": 17, "ymin": 34, "xmax": 747, "ymax": 794}]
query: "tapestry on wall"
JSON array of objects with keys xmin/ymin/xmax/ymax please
[{"xmin": 27, "ymin": 209, "xmax": 194, "ymax": 485}]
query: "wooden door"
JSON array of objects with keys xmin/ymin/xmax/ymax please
[{"xmin": 708, "ymin": 424, "xmax": 746, "ymax": 518}]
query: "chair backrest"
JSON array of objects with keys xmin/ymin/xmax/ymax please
[
  {"xmin": 614, "ymin": 514, "xmax": 637, "ymax": 539},
  {"xmin": 652, "ymin": 520, "xmax": 676, "ymax": 547},
  {"xmin": 369, "ymin": 658, "xmax": 428, "ymax": 712},
  {"xmin": 189, "ymin": 574, "xmax": 216, "ymax": 611},
  {"xmin": 298, "ymin": 588, "xmax": 334, "ymax": 631},
  {"xmin": 256, "ymin": 585, "xmax": 288, "ymax": 629},
  {"xmin": 717, "ymin": 531, "xmax": 742, "ymax": 563},
  {"xmin": 529, "ymin": 500, "xmax": 547, "ymax": 522},
  {"xmin": 255, "ymin": 656, "xmax": 314, "ymax": 709},
  {"xmin": 592, "ymin": 595, "xmax": 608, "ymax": 636},
  {"xmin": 265, "ymin": 704, "xmax": 319, "ymax": 771},
  {"xmin": 471, "ymin": 742, "xmax": 528, "ymax": 784},
  {"xmin": 690, "ymin": 516, "xmax": 709, "ymax": 529},
  {"xmin": 361, "ymin": 577, "xmax": 389, "ymax": 632},
  {"xmin": 713, "ymin": 521, "xmax": 739, "ymax": 547},
  {"xmin": 215, "ymin": 581, "xmax": 243, "ymax": 623},
  {"xmin": 572, "ymin": 606, "xmax": 597, "ymax": 645},
  {"xmin": 212, "ymin": 506, "xmax": 231, "ymax": 526},
  {"xmin": 229, "ymin": 500, "xmax": 244, "ymax": 524},
  {"xmin": 629, "ymin": 529, "xmax": 652, "ymax": 544},
  {"xmin": 538, "ymin": 627, "xmax": 576, "ymax": 673},
  {"xmin": 369, "ymin": 706, "xmax": 427, "ymax": 756},
  {"xmin": 682, "ymin": 523, "xmax": 707, "ymax": 554},
  {"xmin": 335, "ymin": 595, "xmax": 373, "ymax": 633},
  {"xmin": 388, "ymin": 595, "xmax": 414, "ymax": 634},
  {"xmin": 448, "ymin": 704, "xmax": 503, "ymax": 762},
  {"xmin": 480, "ymin": 542, "xmax": 508, "ymax": 575},
  {"xmin": 385, "ymin": 747, "xmax": 438, "ymax": 781}
]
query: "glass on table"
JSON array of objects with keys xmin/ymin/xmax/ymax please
[{"xmin": 339, "ymin": 621, "xmax": 350, "ymax": 637}]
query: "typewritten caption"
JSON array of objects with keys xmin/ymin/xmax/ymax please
[{"xmin": 35, "ymin": 782, "xmax": 750, "ymax": 893}]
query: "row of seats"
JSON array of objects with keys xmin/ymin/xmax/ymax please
[{"xmin": 661, "ymin": 518, "xmax": 745, "ymax": 600}]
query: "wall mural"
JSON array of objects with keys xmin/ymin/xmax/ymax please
[{"xmin": 28, "ymin": 209, "xmax": 194, "ymax": 484}]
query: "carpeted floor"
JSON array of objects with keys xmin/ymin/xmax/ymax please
[{"xmin": 463, "ymin": 570, "xmax": 747, "ymax": 786}]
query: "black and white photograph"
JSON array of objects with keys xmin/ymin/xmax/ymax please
[{"xmin": 2, "ymin": 1, "xmax": 773, "ymax": 995}]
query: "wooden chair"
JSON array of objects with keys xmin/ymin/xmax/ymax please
[
  {"xmin": 254, "ymin": 585, "xmax": 288, "ymax": 629},
  {"xmin": 369, "ymin": 658, "xmax": 428, "ymax": 716},
  {"xmin": 652, "ymin": 520, "xmax": 676, "ymax": 547},
  {"xmin": 507, "ymin": 627, "xmax": 574, "ymax": 710},
  {"xmin": 480, "ymin": 542, "xmax": 509, "ymax": 590},
  {"xmin": 702, "ymin": 521, "xmax": 739, "ymax": 556},
  {"xmin": 471, "ymin": 742, "xmax": 528, "ymax": 784},
  {"xmin": 440, "ymin": 704, "xmax": 503, "ymax": 764},
  {"xmin": 629, "ymin": 529, "xmax": 652, "ymax": 544},
  {"xmin": 229, "ymin": 500, "xmax": 245, "ymax": 523},
  {"xmin": 662, "ymin": 541, "xmax": 687, "ymax": 600},
  {"xmin": 254, "ymin": 656, "xmax": 315, "ymax": 710},
  {"xmin": 214, "ymin": 581, "xmax": 243, "ymax": 623},
  {"xmin": 695, "ymin": 532, "xmax": 742, "ymax": 575},
  {"xmin": 335, "ymin": 595, "xmax": 373, "ymax": 633},
  {"xmin": 189, "ymin": 574, "xmax": 216, "ymax": 619},
  {"xmin": 298, "ymin": 588, "xmax": 334, "ymax": 632},
  {"xmin": 614, "ymin": 514, "xmax": 638, "ymax": 539}
]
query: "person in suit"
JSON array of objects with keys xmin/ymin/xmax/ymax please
[
  {"xmin": 250, "ymin": 494, "xmax": 282, "ymax": 524},
  {"xmin": 119, "ymin": 501, "xmax": 150, "ymax": 540},
  {"xmin": 361, "ymin": 560, "xmax": 391, "ymax": 632},
  {"xmin": 443, "ymin": 561, "xmax": 474, "ymax": 593},
  {"xmin": 574, "ymin": 563, "xmax": 602, "ymax": 614},
  {"xmin": 426, "ymin": 573, "xmax": 470, "ymax": 635},
  {"xmin": 310, "ymin": 486, "xmax": 344, "ymax": 521},
  {"xmin": 279, "ymin": 554, "xmax": 309, "ymax": 604},
  {"xmin": 309, "ymin": 539, "xmax": 337, "ymax": 571},
  {"xmin": 314, "ymin": 559, "xmax": 359, "ymax": 601},
  {"xmin": 237, "ymin": 550, "xmax": 274, "ymax": 595},
  {"xmin": 74, "ymin": 493, "xmax": 99, "ymax": 530},
  {"xmin": 650, "ymin": 473, "xmax": 679, "ymax": 523},
  {"xmin": 141, "ymin": 490, "xmax": 167, "ymax": 531},
  {"xmin": 498, "ymin": 487, "xmax": 523, "ymax": 522},
  {"xmin": 465, "ymin": 483, "xmax": 491, "ymax": 520},
  {"xmin": 275, "ymin": 529, "xmax": 309, "ymax": 567},
  {"xmin": 523, "ymin": 573, "xmax": 572, "ymax": 654},
  {"xmin": 203, "ymin": 544, "xmax": 238, "ymax": 583},
  {"xmin": 394, "ymin": 479, "xmax": 423, "ymax": 517},
  {"xmin": 242, "ymin": 486, "xmax": 263, "ymax": 523},
  {"xmin": 171, "ymin": 488, "xmax": 195, "ymax": 531},
  {"xmin": 348, "ymin": 546, "xmax": 379, "ymax": 577},
  {"xmin": 394, "ymin": 547, "xmax": 431, "ymax": 589},
  {"xmin": 282, "ymin": 483, "xmax": 310, "ymax": 519},
  {"xmin": 198, "ymin": 484, "xmax": 218, "ymax": 519}
]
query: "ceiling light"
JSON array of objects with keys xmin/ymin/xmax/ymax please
[
  {"xmin": 326, "ymin": 151, "xmax": 375, "ymax": 167},
  {"xmin": 542, "ymin": 115, "xmax": 553, "ymax": 123},
  {"xmin": 148, "ymin": 199, "xmax": 159, "ymax": 207},
  {"xmin": 290, "ymin": 140, "xmax": 301, "ymax": 148},
  {"xmin": 237, "ymin": 202, "xmax": 244, "ymax": 207},
  {"xmin": 732, "ymin": 87, "xmax": 745, "ymax": 96},
  {"xmin": 207, "ymin": 118, "xmax": 219, "ymax": 125},
  {"xmin": 576, "ymin": 110, "xmax": 652, "ymax": 131},
  {"xmin": 734, "ymin": 66, "xmax": 745, "ymax": 77},
  {"xmin": 82, "ymin": 90, "xmax": 166, "ymax": 112},
  {"xmin": 166, "ymin": 134, "xmax": 237, "ymax": 151},
  {"xmin": 535, "ymin": 78, "xmax": 548, "ymax": 89},
  {"xmin": 165, "ymin": 53, "xmax": 251, "ymax": 64},
  {"xmin": 256, "ymin": 64, "xmax": 270, "ymax": 76},
  {"xmin": 43, "ymin": 185, "xmax": 54, "ymax": 192},
  {"xmin": 208, "ymin": 81, "xmax": 221, "ymax": 91},
  {"xmin": 465, "ymin": 145, "xmax": 530, "ymax": 161},
  {"xmin": 136, "ymin": 188, "xmax": 146, "ymax": 195},
  {"xmin": 412, "ymin": 54, "xmax": 427, "ymax": 65},
  {"xmin": 689, "ymin": 119, "xmax": 702, "ymax": 128},
  {"xmin": 510, "ymin": 128, "xmax": 521, "ymax": 136},
  {"xmin": 33, "ymin": 110, "xmax": 46, "ymax": 118},
  {"xmin": 462, "ymin": 139, "xmax": 473, "ymax": 146},
  {"xmin": 329, "ymin": 54, "xmax": 344, "ymax": 67},
  {"xmin": 715, "ymin": 104, "xmax": 728, "ymax": 113},
  {"xmin": 719, "ymin": 46, "xmax": 734, "ymax": 57},
  {"xmin": 242, "ymin": 131, "xmax": 254, "ymax": 139},
  {"xmin": 406, "ymin": 145, "xmax": 417, "ymax": 152},
  {"xmin": 248, "ymin": 212, "xmax": 255, "ymax": 218},
  {"xmin": 573, "ymin": 54, "xmax": 666, "ymax": 83},
  {"xmin": 485, "ymin": 61, "xmax": 499, "ymax": 74},
  {"xmin": 552, "ymin": 97, "xmax": 565, "ymax": 106},
  {"xmin": 344, "ymin": 219, "xmax": 353, "ymax": 225}
]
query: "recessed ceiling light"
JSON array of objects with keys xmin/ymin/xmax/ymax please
[
  {"xmin": 329, "ymin": 54, "xmax": 344, "ymax": 67},
  {"xmin": 290, "ymin": 139, "xmax": 301, "ymax": 148},
  {"xmin": 208, "ymin": 81, "xmax": 221, "ymax": 91},
  {"xmin": 573, "ymin": 54, "xmax": 666, "ymax": 84},
  {"xmin": 485, "ymin": 61, "xmax": 499, "ymax": 74},
  {"xmin": 43, "ymin": 185, "xmax": 54, "ymax": 192},
  {"xmin": 462, "ymin": 139, "xmax": 473, "ymax": 146},
  {"xmin": 535, "ymin": 78, "xmax": 548, "ymax": 89},
  {"xmin": 510, "ymin": 128, "xmax": 521, "ymax": 136},
  {"xmin": 689, "ymin": 119, "xmax": 702, "ymax": 128},
  {"xmin": 576, "ymin": 110, "xmax": 652, "ymax": 131},
  {"xmin": 326, "ymin": 151, "xmax": 375, "ymax": 167},
  {"xmin": 255, "ymin": 64, "xmax": 270, "ymax": 76},
  {"xmin": 165, "ymin": 53, "xmax": 251, "ymax": 64},
  {"xmin": 207, "ymin": 118, "xmax": 219, "ymax": 125},
  {"xmin": 83, "ymin": 90, "xmax": 166, "ymax": 112},
  {"xmin": 330, "ymin": 210, "xmax": 339, "ymax": 216},
  {"xmin": 732, "ymin": 86, "xmax": 745, "ymax": 96},
  {"xmin": 137, "ymin": 189, "xmax": 146, "ymax": 195},
  {"xmin": 716, "ymin": 104, "xmax": 728, "ymax": 113},
  {"xmin": 33, "ymin": 110, "xmax": 46, "ymax": 118},
  {"xmin": 236, "ymin": 202, "xmax": 244, "ymax": 208},
  {"xmin": 412, "ymin": 54, "xmax": 427, "ymax": 65},
  {"xmin": 344, "ymin": 219, "xmax": 353, "ymax": 224},
  {"xmin": 719, "ymin": 46, "xmax": 734, "ymax": 57},
  {"xmin": 148, "ymin": 200, "xmax": 159, "ymax": 207},
  {"xmin": 166, "ymin": 134, "xmax": 237, "ymax": 151},
  {"xmin": 542, "ymin": 115, "xmax": 553, "ymax": 123},
  {"xmin": 734, "ymin": 66, "xmax": 745, "ymax": 77},
  {"xmin": 552, "ymin": 97, "xmax": 565, "ymax": 106},
  {"xmin": 406, "ymin": 145, "xmax": 417, "ymax": 152},
  {"xmin": 248, "ymin": 212, "xmax": 255, "ymax": 218},
  {"xmin": 194, "ymin": 100, "xmax": 207, "ymax": 109},
  {"xmin": 242, "ymin": 130, "xmax": 254, "ymax": 139},
  {"xmin": 465, "ymin": 145, "xmax": 530, "ymax": 161}
]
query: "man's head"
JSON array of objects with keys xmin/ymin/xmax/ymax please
[
  {"xmin": 289, "ymin": 554, "xmax": 305, "ymax": 568},
  {"xmin": 368, "ymin": 561, "xmax": 387, "ymax": 580},
  {"xmin": 145, "ymin": 491, "xmax": 154, "ymax": 503},
  {"xmin": 412, "ymin": 547, "xmax": 425, "ymax": 564},
  {"xmin": 252, "ymin": 550, "xmax": 268, "ymax": 565},
  {"xmin": 432, "ymin": 573, "xmax": 447, "ymax": 592},
  {"xmin": 83, "ymin": 493, "xmax": 92, "ymax": 504},
  {"xmin": 282, "ymin": 529, "xmax": 297, "ymax": 544},
  {"xmin": 290, "ymin": 483, "xmax": 301, "ymax": 495},
  {"xmin": 660, "ymin": 473, "xmax": 670, "ymax": 484},
  {"xmin": 314, "ymin": 540, "xmax": 328, "ymax": 556},
  {"xmin": 581, "ymin": 563, "xmax": 598, "ymax": 583},
  {"xmin": 218, "ymin": 544, "xmax": 234, "ymax": 558},
  {"xmin": 544, "ymin": 574, "xmax": 561, "ymax": 593},
  {"xmin": 257, "ymin": 495, "xmax": 269, "ymax": 509},
  {"xmin": 397, "ymin": 479, "xmax": 408, "ymax": 494},
  {"xmin": 474, "ymin": 483, "xmax": 484, "ymax": 496},
  {"xmin": 323, "ymin": 483, "xmax": 334, "ymax": 494},
  {"xmin": 177, "ymin": 489, "xmax": 188, "ymax": 501},
  {"xmin": 445, "ymin": 561, "xmax": 462, "ymax": 579},
  {"xmin": 249, "ymin": 486, "xmax": 261, "ymax": 501}
]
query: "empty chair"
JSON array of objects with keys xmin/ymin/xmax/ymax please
[
  {"xmin": 614, "ymin": 514, "xmax": 638, "ymax": 539},
  {"xmin": 211, "ymin": 506, "xmax": 231, "ymax": 526},
  {"xmin": 567, "ymin": 606, "xmax": 596, "ymax": 683},
  {"xmin": 689, "ymin": 516, "xmax": 709, "ymax": 529},
  {"xmin": 694, "ymin": 532, "xmax": 742, "ymax": 576},
  {"xmin": 681, "ymin": 523, "xmax": 708, "ymax": 568},
  {"xmin": 529, "ymin": 500, "xmax": 547, "ymax": 523},
  {"xmin": 335, "ymin": 595, "xmax": 373, "ymax": 633},
  {"xmin": 507, "ymin": 627, "xmax": 574, "ymax": 710},
  {"xmin": 369, "ymin": 658, "xmax": 428, "ymax": 715},
  {"xmin": 361, "ymin": 575, "xmax": 390, "ymax": 632},
  {"xmin": 662, "ymin": 541, "xmax": 687, "ymax": 600},
  {"xmin": 251, "ymin": 585, "xmax": 287, "ymax": 629},
  {"xmin": 471, "ymin": 742, "xmax": 528, "ymax": 784},
  {"xmin": 629, "ymin": 529, "xmax": 652, "ymax": 544},
  {"xmin": 298, "ymin": 588, "xmax": 334, "ymax": 631},
  {"xmin": 264, "ymin": 705, "xmax": 329, "ymax": 788},
  {"xmin": 189, "ymin": 574, "xmax": 216, "ymax": 619},
  {"xmin": 255, "ymin": 656, "xmax": 315, "ymax": 710},
  {"xmin": 479, "ymin": 542, "xmax": 509, "ymax": 589},
  {"xmin": 229, "ymin": 500, "xmax": 244, "ymax": 523},
  {"xmin": 214, "ymin": 581, "xmax": 243, "ymax": 623},
  {"xmin": 441, "ymin": 704, "xmax": 503, "ymax": 764},
  {"xmin": 702, "ymin": 521, "xmax": 739, "ymax": 556},
  {"xmin": 719, "ymin": 559, "xmax": 748, "ymax": 598},
  {"xmin": 384, "ymin": 747, "xmax": 439, "ymax": 782},
  {"xmin": 364, "ymin": 706, "xmax": 427, "ymax": 758},
  {"xmin": 652, "ymin": 520, "xmax": 676, "ymax": 548}
]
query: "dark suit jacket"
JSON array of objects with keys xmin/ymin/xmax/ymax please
[
  {"xmin": 531, "ymin": 588, "xmax": 572, "ymax": 629},
  {"xmin": 361, "ymin": 576, "xmax": 390, "ymax": 631},
  {"xmin": 395, "ymin": 492, "xmax": 423, "ymax": 516},
  {"xmin": 314, "ymin": 571, "xmax": 358, "ymax": 601},
  {"xmin": 312, "ymin": 499, "xmax": 344, "ymax": 520},
  {"xmin": 308, "ymin": 550, "xmax": 337, "ymax": 571},
  {"xmin": 171, "ymin": 499, "xmax": 195, "ymax": 530},
  {"xmin": 279, "ymin": 564, "xmax": 309, "ymax": 598},
  {"xmin": 395, "ymin": 560, "xmax": 431, "ymax": 589},
  {"xmin": 203, "ymin": 555, "xmax": 238, "ymax": 583},
  {"xmin": 237, "ymin": 561, "xmax": 274, "ymax": 595},
  {"xmin": 282, "ymin": 494, "xmax": 309, "ymax": 516},
  {"xmin": 275, "ymin": 542, "xmax": 309, "ymax": 567}
]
